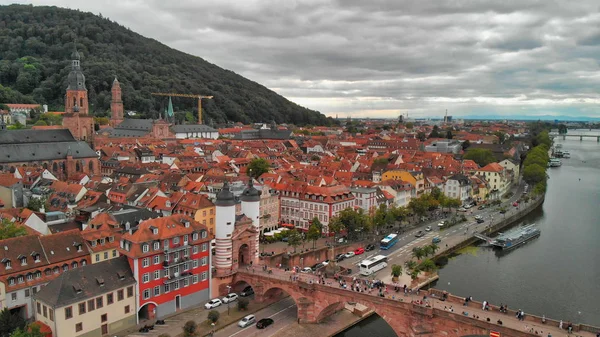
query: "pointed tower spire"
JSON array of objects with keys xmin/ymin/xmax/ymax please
[{"xmin": 167, "ymin": 96, "xmax": 174, "ymax": 120}]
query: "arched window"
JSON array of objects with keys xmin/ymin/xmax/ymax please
[
  {"xmin": 81, "ymin": 259, "xmax": 87, "ymax": 266},
  {"xmin": 62, "ymin": 264, "xmax": 69, "ymax": 272},
  {"xmin": 72, "ymin": 261, "xmax": 78, "ymax": 269},
  {"xmin": 52, "ymin": 162, "xmax": 58, "ymax": 172},
  {"xmin": 76, "ymin": 161, "xmax": 81, "ymax": 172},
  {"xmin": 35, "ymin": 271, "xmax": 41, "ymax": 278},
  {"xmin": 44, "ymin": 268, "xmax": 52, "ymax": 276},
  {"xmin": 43, "ymin": 162, "xmax": 48, "ymax": 169},
  {"xmin": 88, "ymin": 160, "xmax": 94, "ymax": 172},
  {"xmin": 53, "ymin": 267, "xmax": 59, "ymax": 274}
]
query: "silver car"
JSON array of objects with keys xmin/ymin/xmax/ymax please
[{"xmin": 238, "ymin": 314, "xmax": 256, "ymax": 328}]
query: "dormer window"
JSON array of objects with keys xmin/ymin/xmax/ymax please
[
  {"xmin": 150, "ymin": 226, "xmax": 158, "ymax": 235},
  {"xmin": 183, "ymin": 221, "xmax": 190, "ymax": 228},
  {"xmin": 2, "ymin": 258, "xmax": 11, "ymax": 269},
  {"xmin": 201, "ymin": 230, "xmax": 207, "ymax": 239},
  {"xmin": 91, "ymin": 241, "xmax": 97, "ymax": 247},
  {"xmin": 96, "ymin": 277, "xmax": 105, "ymax": 287},
  {"xmin": 192, "ymin": 233, "xmax": 198, "ymax": 241},
  {"xmin": 108, "ymin": 236, "xmax": 114, "ymax": 243},
  {"xmin": 73, "ymin": 283, "xmax": 82, "ymax": 294},
  {"xmin": 99, "ymin": 238, "xmax": 105, "ymax": 245},
  {"xmin": 153, "ymin": 242, "xmax": 160, "ymax": 250},
  {"xmin": 20, "ymin": 256, "xmax": 27, "ymax": 266}
]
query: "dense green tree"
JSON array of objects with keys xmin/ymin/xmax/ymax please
[
  {"xmin": 0, "ymin": 308, "xmax": 26, "ymax": 337},
  {"xmin": 523, "ymin": 164, "xmax": 547, "ymax": 185},
  {"xmin": 416, "ymin": 132, "xmax": 427, "ymax": 141},
  {"xmin": 26, "ymin": 198, "xmax": 44, "ymax": 212},
  {"xmin": 418, "ymin": 259, "xmax": 437, "ymax": 272},
  {"xmin": 0, "ymin": 5, "xmax": 334, "ymax": 126},
  {"xmin": 7, "ymin": 122, "xmax": 24, "ymax": 130},
  {"xmin": 287, "ymin": 229, "xmax": 302, "ymax": 253},
  {"xmin": 237, "ymin": 297, "xmax": 249, "ymax": 311},
  {"xmin": 38, "ymin": 113, "xmax": 62, "ymax": 125},
  {"xmin": 32, "ymin": 120, "xmax": 46, "ymax": 126},
  {"xmin": 247, "ymin": 158, "xmax": 270, "ymax": 179},
  {"xmin": 0, "ymin": 218, "xmax": 28, "ymax": 240},
  {"xmin": 429, "ymin": 125, "xmax": 441, "ymax": 138},
  {"xmin": 461, "ymin": 139, "xmax": 471, "ymax": 150},
  {"xmin": 405, "ymin": 122, "xmax": 414, "ymax": 129},
  {"xmin": 391, "ymin": 264, "xmax": 402, "ymax": 278},
  {"xmin": 558, "ymin": 124, "xmax": 568, "ymax": 134},
  {"xmin": 464, "ymin": 148, "xmax": 496, "ymax": 167},
  {"xmin": 446, "ymin": 129, "xmax": 453, "ymax": 139},
  {"xmin": 332, "ymin": 208, "xmax": 368, "ymax": 240},
  {"xmin": 412, "ymin": 247, "xmax": 425, "ymax": 261},
  {"xmin": 494, "ymin": 131, "xmax": 506, "ymax": 144},
  {"xmin": 306, "ymin": 220, "xmax": 322, "ymax": 250},
  {"xmin": 183, "ymin": 320, "xmax": 199, "ymax": 337}
]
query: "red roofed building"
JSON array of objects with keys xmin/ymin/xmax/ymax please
[
  {"xmin": 118, "ymin": 215, "xmax": 211, "ymax": 320},
  {"xmin": 277, "ymin": 182, "xmax": 354, "ymax": 234},
  {"xmin": 476, "ymin": 163, "xmax": 510, "ymax": 199}
]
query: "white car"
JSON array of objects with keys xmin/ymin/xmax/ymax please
[
  {"xmin": 344, "ymin": 251, "xmax": 355, "ymax": 258},
  {"xmin": 204, "ymin": 298, "xmax": 222, "ymax": 309},
  {"xmin": 222, "ymin": 293, "xmax": 238, "ymax": 303},
  {"xmin": 425, "ymin": 226, "xmax": 432, "ymax": 232},
  {"xmin": 301, "ymin": 267, "xmax": 313, "ymax": 273},
  {"xmin": 238, "ymin": 314, "xmax": 256, "ymax": 328},
  {"xmin": 321, "ymin": 260, "xmax": 330, "ymax": 266},
  {"xmin": 474, "ymin": 215, "xmax": 483, "ymax": 220},
  {"xmin": 437, "ymin": 221, "xmax": 446, "ymax": 227}
]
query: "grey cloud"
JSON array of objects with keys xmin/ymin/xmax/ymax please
[{"xmin": 4, "ymin": 0, "xmax": 600, "ymax": 118}]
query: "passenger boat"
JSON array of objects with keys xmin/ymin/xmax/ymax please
[{"xmin": 492, "ymin": 225, "xmax": 540, "ymax": 251}]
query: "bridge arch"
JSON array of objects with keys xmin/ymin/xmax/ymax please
[{"xmin": 314, "ymin": 299, "xmax": 407, "ymax": 337}]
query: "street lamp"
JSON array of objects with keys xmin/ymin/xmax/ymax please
[{"xmin": 226, "ymin": 285, "xmax": 232, "ymax": 315}]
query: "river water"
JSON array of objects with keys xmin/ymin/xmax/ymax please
[{"xmin": 335, "ymin": 130, "xmax": 600, "ymax": 336}]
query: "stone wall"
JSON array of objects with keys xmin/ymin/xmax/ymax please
[{"xmin": 262, "ymin": 242, "xmax": 366, "ymax": 269}]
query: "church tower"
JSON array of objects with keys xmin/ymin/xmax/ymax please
[
  {"xmin": 110, "ymin": 77, "xmax": 124, "ymax": 127},
  {"xmin": 65, "ymin": 47, "xmax": 88, "ymax": 115},
  {"xmin": 214, "ymin": 181, "xmax": 236, "ymax": 273},
  {"xmin": 62, "ymin": 45, "xmax": 94, "ymax": 142},
  {"xmin": 240, "ymin": 176, "xmax": 261, "ymax": 261}
]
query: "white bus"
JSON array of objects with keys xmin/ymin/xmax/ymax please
[{"xmin": 359, "ymin": 255, "xmax": 388, "ymax": 276}]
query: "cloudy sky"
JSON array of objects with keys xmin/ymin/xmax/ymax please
[{"xmin": 5, "ymin": 0, "xmax": 600, "ymax": 119}]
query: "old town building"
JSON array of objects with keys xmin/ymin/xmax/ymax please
[
  {"xmin": 33, "ymin": 256, "xmax": 137, "ymax": 337},
  {"xmin": 118, "ymin": 215, "xmax": 211, "ymax": 320},
  {"xmin": 0, "ymin": 230, "xmax": 90, "ymax": 319}
]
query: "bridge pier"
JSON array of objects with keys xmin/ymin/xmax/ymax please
[
  {"xmin": 580, "ymin": 136, "xmax": 583, "ymax": 141},
  {"xmin": 563, "ymin": 135, "xmax": 566, "ymax": 140},
  {"xmin": 297, "ymin": 297, "xmax": 316, "ymax": 323},
  {"xmin": 597, "ymin": 136, "xmax": 599, "ymax": 142}
]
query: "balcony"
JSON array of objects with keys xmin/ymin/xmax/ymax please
[
  {"xmin": 162, "ymin": 257, "xmax": 191, "ymax": 270},
  {"xmin": 163, "ymin": 271, "xmax": 194, "ymax": 285}
]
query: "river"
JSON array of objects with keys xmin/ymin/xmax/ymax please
[{"xmin": 335, "ymin": 130, "xmax": 600, "ymax": 336}]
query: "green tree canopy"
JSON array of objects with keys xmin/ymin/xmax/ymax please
[
  {"xmin": 247, "ymin": 158, "xmax": 270, "ymax": 179},
  {"xmin": 0, "ymin": 218, "xmax": 28, "ymax": 240},
  {"xmin": 306, "ymin": 220, "xmax": 322, "ymax": 249},
  {"xmin": 461, "ymin": 139, "xmax": 471, "ymax": 150},
  {"xmin": 464, "ymin": 148, "xmax": 496, "ymax": 167},
  {"xmin": 1, "ymin": 308, "xmax": 26, "ymax": 337},
  {"xmin": 429, "ymin": 125, "xmax": 441, "ymax": 138},
  {"xmin": 558, "ymin": 124, "xmax": 568, "ymax": 134},
  {"xmin": 286, "ymin": 229, "xmax": 303, "ymax": 253},
  {"xmin": 417, "ymin": 132, "xmax": 426, "ymax": 141},
  {"xmin": 523, "ymin": 163, "xmax": 547, "ymax": 185},
  {"xmin": 26, "ymin": 198, "xmax": 44, "ymax": 212},
  {"xmin": 330, "ymin": 208, "xmax": 368, "ymax": 240}
]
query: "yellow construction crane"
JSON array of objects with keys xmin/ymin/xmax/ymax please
[{"xmin": 151, "ymin": 92, "xmax": 213, "ymax": 124}]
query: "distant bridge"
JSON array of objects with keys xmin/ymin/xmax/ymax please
[{"xmin": 549, "ymin": 132, "xmax": 600, "ymax": 141}]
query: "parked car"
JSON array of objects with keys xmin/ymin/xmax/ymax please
[
  {"xmin": 354, "ymin": 247, "xmax": 365, "ymax": 255},
  {"xmin": 437, "ymin": 221, "xmax": 446, "ymax": 227},
  {"xmin": 432, "ymin": 237, "xmax": 441, "ymax": 244},
  {"xmin": 476, "ymin": 218, "xmax": 485, "ymax": 223},
  {"xmin": 205, "ymin": 298, "xmax": 222, "ymax": 309},
  {"xmin": 337, "ymin": 237, "xmax": 347, "ymax": 243},
  {"xmin": 499, "ymin": 209, "xmax": 507, "ymax": 214},
  {"xmin": 344, "ymin": 251, "xmax": 355, "ymax": 258},
  {"xmin": 335, "ymin": 253, "xmax": 346, "ymax": 262},
  {"xmin": 365, "ymin": 243, "xmax": 376, "ymax": 251},
  {"xmin": 474, "ymin": 215, "xmax": 483, "ymax": 220},
  {"xmin": 477, "ymin": 205, "xmax": 487, "ymax": 210},
  {"xmin": 425, "ymin": 226, "xmax": 432, "ymax": 232},
  {"xmin": 238, "ymin": 314, "xmax": 256, "ymax": 328},
  {"xmin": 513, "ymin": 202, "xmax": 519, "ymax": 207},
  {"xmin": 256, "ymin": 318, "xmax": 274, "ymax": 329},
  {"xmin": 301, "ymin": 267, "xmax": 313, "ymax": 273},
  {"xmin": 321, "ymin": 259, "xmax": 330, "ymax": 266},
  {"xmin": 282, "ymin": 237, "xmax": 289, "ymax": 242},
  {"xmin": 415, "ymin": 230, "xmax": 425, "ymax": 237},
  {"xmin": 311, "ymin": 263, "xmax": 324, "ymax": 271},
  {"xmin": 240, "ymin": 286, "xmax": 254, "ymax": 297},
  {"xmin": 222, "ymin": 293, "xmax": 238, "ymax": 303}
]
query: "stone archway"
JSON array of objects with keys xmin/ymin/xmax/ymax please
[{"xmin": 238, "ymin": 244, "xmax": 250, "ymax": 265}]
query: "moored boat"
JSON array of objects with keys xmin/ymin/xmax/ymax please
[{"xmin": 491, "ymin": 225, "xmax": 540, "ymax": 251}]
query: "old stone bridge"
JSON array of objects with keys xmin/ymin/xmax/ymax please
[{"xmin": 231, "ymin": 270, "xmax": 555, "ymax": 337}]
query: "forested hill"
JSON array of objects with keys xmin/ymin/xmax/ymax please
[{"xmin": 0, "ymin": 5, "xmax": 335, "ymax": 126}]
